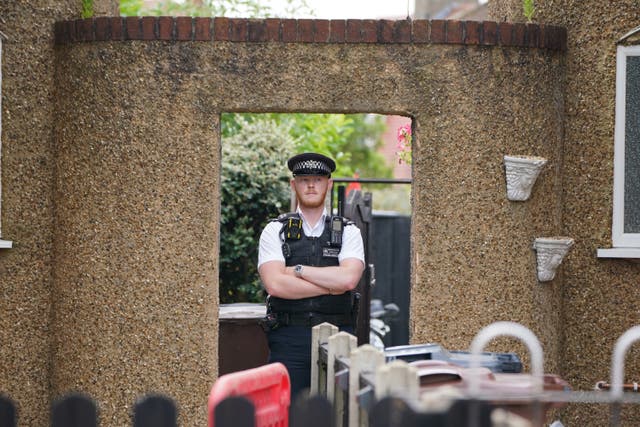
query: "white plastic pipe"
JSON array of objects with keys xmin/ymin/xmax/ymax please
[
  {"xmin": 611, "ymin": 325, "xmax": 640, "ymax": 400},
  {"xmin": 469, "ymin": 321, "xmax": 544, "ymax": 397}
]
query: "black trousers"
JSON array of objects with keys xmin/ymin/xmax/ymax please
[{"xmin": 267, "ymin": 324, "xmax": 354, "ymax": 400}]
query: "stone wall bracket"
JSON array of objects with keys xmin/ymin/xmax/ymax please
[
  {"xmin": 533, "ymin": 237, "xmax": 574, "ymax": 282},
  {"xmin": 504, "ymin": 155, "xmax": 547, "ymax": 201}
]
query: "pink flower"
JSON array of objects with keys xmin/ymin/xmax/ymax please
[
  {"xmin": 397, "ymin": 124, "xmax": 411, "ymax": 143},
  {"xmin": 395, "ymin": 124, "xmax": 412, "ymax": 165}
]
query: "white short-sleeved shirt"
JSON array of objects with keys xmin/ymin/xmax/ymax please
[{"xmin": 258, "ymin": 209, "xmax": 365, "ymax": 268}]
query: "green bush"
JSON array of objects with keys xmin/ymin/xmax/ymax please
[
  {"xmin": 224, "ymin": 113, "xmax": 392, "ymax": 179},
  {"xmin": 220, "ymin": 118, "xmax": 296, "ymax": 303}
]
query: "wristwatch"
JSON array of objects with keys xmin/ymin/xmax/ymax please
[{"xmin": 294, "ymin": 264, "xmax": 304, "ymax": 278}]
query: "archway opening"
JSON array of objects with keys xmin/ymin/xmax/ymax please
[{"xmin": 217, "ymin": 112, "xmax": 412, "ymax": 375}]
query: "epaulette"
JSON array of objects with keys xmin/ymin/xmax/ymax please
[
  {"xmin": 269, "ymin": 212, "xmax": 300, "ymax": 223},
  {"xmin": 270, "ymin": 213, "xmax": 354, "ymax": 226},
  {"xmin": 331, "ymin": 215, "xmax": 355, "ymax": 227}
]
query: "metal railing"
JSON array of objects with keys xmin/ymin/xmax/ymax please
[{"xmin": 310, "ymin": 321, "xmax": 640, "ymax": 427}]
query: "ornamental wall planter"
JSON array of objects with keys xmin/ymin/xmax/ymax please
[
  {"xmin": 532, "ymin": 237, "xmax": 574, "ymax": 282},
  {"xmin": 504, "ymin": 155, "xmax": 548, "ymax": 201}
]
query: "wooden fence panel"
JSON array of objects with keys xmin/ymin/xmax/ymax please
[
  {"xmin": 327, "ymin": 331, "xmax": 357, "ymax": 426},
  {"xmin": 311, "ymin": 322, "xmax": 338, "ymax": 396},
  {"xmin": 214, "ymin": 396, "xmax": 255, "ymax": 427},
  {"xmin": 291, "ymin": 395, "xmax": 334, "ymax": 427},
  {"xmin": 348, "ymin": 344, "xmax": 384, "ymax": 427},
  {"xmin": 51, "ymin": 394, "xmax": 97, "ymax": 427},
  {"xmin": 374, "ymin": 360, "xmax": 419, "ymax": 401},
  {"xmin": 0, "ymin": 395, "xmax": 16, "ymax": 427},
  {"xmin": 133, "ymin": 394, "xmax": 177, "ymax": 427}
]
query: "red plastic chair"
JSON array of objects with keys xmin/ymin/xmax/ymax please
[{"xmin": 208, "ymin": 362, "xmax": 291, "ymax": 427}]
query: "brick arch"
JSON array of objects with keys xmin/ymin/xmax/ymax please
[{"xmin": 55, "ymin": 16, "xmax": 566, "ymax": 51}]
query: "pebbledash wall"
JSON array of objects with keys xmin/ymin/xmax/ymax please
[{"xmin": 0, "ymin": 0, "xmax": 638, "ymax": 426}]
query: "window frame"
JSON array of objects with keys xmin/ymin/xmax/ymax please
[
  {"xmin": 597, "ymin": 44, "xmax": 640, "ymax": 259},
  {"xmin": 611, "ymin": 45, "xmax": 640, "ymax": 248}
]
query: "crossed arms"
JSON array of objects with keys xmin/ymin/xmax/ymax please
[{"xmin": 258, "ymin": 258, "xmax": 364, "ymax": 299}]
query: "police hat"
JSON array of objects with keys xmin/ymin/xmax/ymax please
[{"xmin": 287, "ymin": 153, "xmax": 336, "ymax": 177}]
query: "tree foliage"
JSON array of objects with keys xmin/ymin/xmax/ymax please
[
  {"xmin": 119, "ymin": 0, "xmax": 143, "ymax": 16},
  {"xmin": 120, "ymin": 0, "xmax": 313, "ymax": 17},
  {"xmin": 220, "ymin": 117, "xmax": 296, "ymax": 303},
  {"xmin": 224, "ymin": 113, "xmax": 392, "ymax": 179}
]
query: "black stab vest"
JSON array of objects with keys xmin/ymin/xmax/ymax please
[{"xmin": 268, "ymin": 213, "xmax": 354, "ymax": 314}]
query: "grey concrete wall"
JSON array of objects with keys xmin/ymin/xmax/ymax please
[
  {"xmin": 51, "ymin": 31, "xmax": 564, "ymax": 424},
  {"xmin": 489, "ymin": 0, "xmax": 640, "ymax": 424},
  {"xmin": 0, "ymin": 2, "xmax": 77, "ymax": 426},
  {"xmin": 11, "ymin": 2, "xmax": 633, "ymax": 425},
  {"xmin": 410, "ymin": 45, "xmax": 566, "ymax": 374},
  {"xmin": 488, "ymin": 0, "xmax": 527, "ymax": 23},
  {"xmin": 93, "ymin": 0, "xmax": 119, "ymax": 16},
  {"xmin": 53, "ymin": 42, "xmax": 220, "ymax": 427}
]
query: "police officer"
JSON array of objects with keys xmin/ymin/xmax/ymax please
[{"xmin": 258, "ymin": 152, "xmax": 365, "ymax": 399}]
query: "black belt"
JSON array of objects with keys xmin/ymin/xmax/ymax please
[{"xmin": 275, "ymin": 311, "xmax": 352, "ymax": 327}]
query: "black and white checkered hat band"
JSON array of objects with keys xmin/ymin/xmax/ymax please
[{"xmin": 292, "ymin": 159, "xmax": 332, "ymax": 175}]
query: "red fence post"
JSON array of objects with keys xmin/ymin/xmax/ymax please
[{"xmin": 208, "ymin": 362, "xmax": 291, "ymax": 427}]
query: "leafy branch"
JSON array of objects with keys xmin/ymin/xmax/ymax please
[
  {"xmin": 82, "ymin": 0, "xmax": 93, "ymax": 18},
  {"xmin": 523, "ymin": 0, "xmax": 536, "ymax": 22}
]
